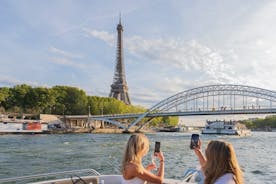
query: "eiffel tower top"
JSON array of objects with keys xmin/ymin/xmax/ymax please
[
  {"xmin": 109, "ymin": 16, "xmax": 131, "ymax": 105},
  {"xmin": 117, "ymin": 13, "xmax": 123, "ymax": 30}
]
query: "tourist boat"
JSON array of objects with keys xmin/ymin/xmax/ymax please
[
  {"xmin": 0, "ymin": 118, "xmax": 48, "ymax": 134},
  {"xmin": 0, "ymin": 168, "xmax": 203, "ymax": 184},
  {"xmin": 158, "ymin": 126, "xmax": 181, "ymax": 132},
  {"xmin": 202, "ymin": 120, "xmax": 251, "ymax": 136}
]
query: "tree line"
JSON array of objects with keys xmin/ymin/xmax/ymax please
[
  {"xmin": 241, "ymin": 115, "xmax": 276, "ymax": 129},
  {"xmin": 0, "ymin": 84, "xmax": 178, "ymax": 126}
]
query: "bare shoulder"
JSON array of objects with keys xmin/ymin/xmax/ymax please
[
  {"xmin": 123, "ymin": 163, "xmax": 141, "ymax": 179},
  {"xmin": 126, "ymin": 162, "xmax": 139, "ymax": 171}
]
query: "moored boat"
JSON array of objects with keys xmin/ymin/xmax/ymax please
[
  {"xmin": 0, "ymin": 118, "xmax": 49, "ymax": 134},
  {"xmin": 202, "ymin": 120, "xmax": 251, "ymax": 136},
  {"xmin": 158, "ymin": 126, "xmax": 181, "ymax": 132}
]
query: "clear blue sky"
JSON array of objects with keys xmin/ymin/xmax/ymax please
[{"xmin": 1, "ymin": 0, "xmax": 276, "ymax": 107}]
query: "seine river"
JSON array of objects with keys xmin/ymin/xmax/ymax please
[{"xmin": 0, "ymin": 132, "xmax": 275, "ymax": 184}]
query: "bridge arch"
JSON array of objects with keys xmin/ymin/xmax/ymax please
[{"xmin": 128, "ymin": 84, "xmax": 276, "ymax": 130}]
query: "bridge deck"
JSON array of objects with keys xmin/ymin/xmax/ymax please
[{"xmin": 65, "ymin": 108, "xmax": 276, "ymax": 120}]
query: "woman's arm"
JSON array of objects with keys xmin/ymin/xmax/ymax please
[
  {"xmin": 194, "ymin": 148, "xmax": 206, "ymax": 167},
  {"xmin": 145, "ymin": 163, "xmax": 156, "ymax": 171},
  {"xmin": 194, "ymin": 140, "xmax": 206, "ymax": 167},
  {"xmin": 156, "ymin": 152, "xmax": 164, "ymax": 179},
  {"xmin": 135, "ymin": 166, "xmax": 164, "ymax": 184},
  {"xmin": 129, "ymin": 152, "xmax": 165, "ymax": 184}
]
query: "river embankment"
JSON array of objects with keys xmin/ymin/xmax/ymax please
[{"xmin": 48, "ymin": 127, "xmax": 156, "ymax": 134}]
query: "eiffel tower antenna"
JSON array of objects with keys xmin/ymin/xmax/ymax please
[
  {"xmin": 109, "ymin": 15, "xmax": 131, "ymax": 105},
  {"xmin": 119, "ymin": 12, "xmax": 121, "ymax": 24}
]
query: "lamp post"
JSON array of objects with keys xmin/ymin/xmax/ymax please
[
  {"xmin": 87, "ymin": 105, "xmax": 91, "ymax": 129},
  {"xmin": 62, "ymin": 105, "xmax": 67, "ymax": 128},
  {"xmin": 101, "ymin": 105, "xmax": 104, "ymax": 116},
  {"xmin": 101, "ymin": 102, "xmax": 104, "ymax": 128}
]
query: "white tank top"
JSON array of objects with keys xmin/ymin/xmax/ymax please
[
  {"xmin": 121, "ymin": 177, "xmax": 146, "ymax": 184},
  {"xmin": 214, "ymin": 173, "xmax": 236, "ymax": 184}
]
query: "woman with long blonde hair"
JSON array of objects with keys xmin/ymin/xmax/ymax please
[
  {"xmin": 121, "ymin": 134, "xmax": 164, "ymax": 184},
  {"xmin": 194, "ymin": 140, "xmax": 244, "ymax": 184}
]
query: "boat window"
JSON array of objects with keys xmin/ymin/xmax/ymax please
[
  {"xmin": 228, "ymin": 127, "xmax": 232, "ymax": 129},
  {"xmin": 3, "ymin": 122, "xmax": 8, "ymax": 124}
]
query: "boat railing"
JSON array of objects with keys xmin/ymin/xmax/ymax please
[
  {"xmin": 0, "ymin": 168, "xmax": 101, "ymax": 183},
  {"xmin": 182, "ymin": 168, "xmax": 204, "ymax": 184}
]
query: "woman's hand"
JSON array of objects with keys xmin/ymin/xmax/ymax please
[
  {"xmin": 194, "ymin": 139, "xmax": 201, "ymax": 154},
  {"xmin": 194, "ymin": 139, "xmax": 202, "ymax": 155},
  {"xmin": 193, "ymin": 139, "xmax": 206, "ymax": 167},
  {"xmin": 154, "ymin": 151, "xmax": 164, "ymax": 162},
  {"xmin": 197, "ymin": 139, "xmax": 202, "ymax": 149},
  {"xmin": 145, "ymin": 163, "xmax": 157, "ymax": 171}
]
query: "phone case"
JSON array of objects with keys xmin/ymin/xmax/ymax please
[{"xmin": 154, "ymin": 142, "xmax": 160, "ymax": 152}]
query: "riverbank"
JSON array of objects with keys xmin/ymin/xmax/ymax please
[
  {"xmin": 47, "ymin": 127, "xmax": 156, "ymax": 134},
  {"xmin": 0, "ymin": 127, "xmax": 157, "ymax": 134},
  {"xmin": 92, "ymin": 128, "xmax": 156, "ymax": 134}
]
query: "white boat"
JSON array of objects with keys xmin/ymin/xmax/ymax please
[
  {"xmin": 158, "ymin": 126, "xmax": 181, "ymax": 132},
  {"xmin": 0, "ymin": 168, "xmax": 204, "ymax": 184},
  {"xmin": 202, "ymin": 120, "xmax": 251, "ymax": 136},
  {"xmin": 0, "ymin": 118, "xmax": 48, "ymax": 134}
]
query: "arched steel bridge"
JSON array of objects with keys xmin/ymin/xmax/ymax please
[{"xmin": 89, "ymin": 84, "xmax": 276, "ymax": 131}]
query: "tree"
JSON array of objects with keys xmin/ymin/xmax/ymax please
[
  {"xmin": 52, "ymin": 86, "xmax": 87, "ymax": 115},
  {"xmin": 241, "ymin": 116, "xmax": 276, "ymax": 129},
  {"xmin": 0, "ymin": 84, "xmax": 148, "ymax": 119},
  {"xmin": 162, "ymin": 116, "xmax": 179, "ymax": 126},
  {"xmin": 4, "ymin": 84, "xmax": 31, "ymax": 112},
  {"xmin": 0, "ymin": 87, "xmax": 10, "ymax": 110},
  {"xmin": 24, "ymin": 87, "xmax": 55, "ymax": 113}
]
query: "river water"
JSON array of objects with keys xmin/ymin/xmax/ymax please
[{"xmin": 0, "ymin": 132, "xmax": 275, "ymax": 184}]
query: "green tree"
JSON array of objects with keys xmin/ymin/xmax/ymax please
[
  {"xmin": 87, "ymin": 96, "xmax": 101, "ymax": 115},
  {"xmin": 0, "ymin": 87, "xmax": 10, "ymax": 110},
  {"xmin": 24, "ymin": 87, "xmax": 55, "ymax": 114},
  {"xmin": 241, "ymin": 116, "xmax": 276, "ymax": 129},
  {"xmin": 162, "ymin": 116, "xmax": 179, "ymax": 126},
  {"xmin": 52, "ymin": 86, "xmax": 87, "ymax": 115},
  {"xmin": 5, "ymin": 84, "xmax": 31, "ymax": 112},
  {"xmin": 1, "ymin": 84, "xmax": 148, "ymax": 119}
]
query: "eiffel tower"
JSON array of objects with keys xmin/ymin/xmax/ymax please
[{"xmin": 109, "ymin": 17, "xmax": 131, "ymax": 105}]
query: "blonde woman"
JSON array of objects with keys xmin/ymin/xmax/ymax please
[
  {"xmin": 121, "ymin": 134, "xmax": 164, "ymax": 184},
  {"xmin": 194, "ymin": 140, "xmax": 244, "ymax": 184}
]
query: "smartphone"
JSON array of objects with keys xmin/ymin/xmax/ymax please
[
  {"xmin": 154, "ymin": 141, "xmax": 161, "ymax": 153},
  {"xmin": 190, "ymin": 134, "xmax": 199, "ymax": 149}
]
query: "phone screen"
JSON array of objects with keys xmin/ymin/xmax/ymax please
[
  {"xmin": 190, "ymin": 134, "xmax": 199, "ymax": 149},
  {"xmin": 154, "ymin": 141, "xmax": 161, "ymax": 153}
]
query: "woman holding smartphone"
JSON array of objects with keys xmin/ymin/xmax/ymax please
[
  {"xmin": 194, "ymin": 140, "xmax": 244, "ymax": 184},
  {"xmin": 121, "ymin": 134, "xmax": 164, "ymax": 184}
]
